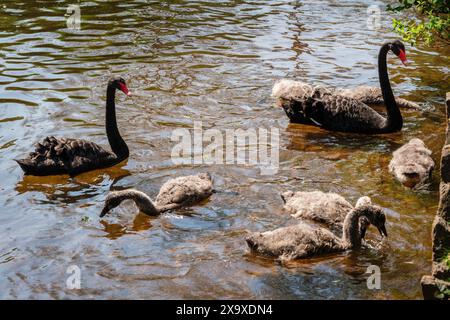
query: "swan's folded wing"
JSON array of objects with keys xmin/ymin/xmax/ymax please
[
  {"xmin": 247, "ymin": 224, "xmax": 344, "ymax": 261},
  {"xmin": 156, "ymin": 175, "xmax": 213, "ymax": 207},
  {"xmin": 66, "ymin": 139, "xmax": 110, "ymax": 156},
  {"xmin": 155, "ymin": 177, "xmax": 199, "ymax": 206},
  {"xmin": 303, "ymin": 94, "xmax": 387, "ymax": 133},
  {"xmin": 156, "ymin": 183, "xmax": 190, "ymax": 205},
  {"xmin": 338, "ymin": 86, "xmax": 420, "ymax": 109},
  {"xmin": 17, "ymin": 136, "xmax": 114, "ymax": 175},
  {"xmin": 58, "ymin": 139, "xmax": 113, "ymax": 173},
  {"xmin": 337, "ymin": 86, "xmax": 383, "ymax": 104}
]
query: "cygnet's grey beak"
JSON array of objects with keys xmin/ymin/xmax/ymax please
[
  {"xmin": 378, "ymin": 225, "xmax": 388, "ymax": 237},
  {"xmin": 99, "ymin": 206, "xmax": 110, "ymax": 218},
  {"xmin": 245, "ymin": 236, "xmax": 258, "ymax": 251},
  {"xmin": 360, "ymin": 226, "xmax": 367, "ymax": 239}
]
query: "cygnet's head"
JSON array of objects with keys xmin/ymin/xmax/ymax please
[
  {"xmin": 198, "ymin": 172, "xmax": 212, "ymax": 181},
  {"xmin": 408, "ymin": 138, "xmax": 425, "ymax": 147},
  {"xmin": 100, "ymin": 192, "xmax": 124, "ymax": 217},
  {"xmin": 280, "ymin": 191, "xmax": 295, "ymax": 203},
  {"xmin": 359, "ymin": 205, "xmax": 388, "ymax": 238},
  {"xmin": 99, "ymin": 190, "xmax": 146, "ymax": 217},
  {"xmin": 355, "ymin": 196, "xmax": 372, "ymax": 207}
]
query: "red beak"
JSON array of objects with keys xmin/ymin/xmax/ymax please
[
  {"xmin": 118, "ymin": 83, "xmax": 131, "ymax": 96},
  {"xmin": 398, "ymin": 49, "xmax": 407, "ymax": 66}
]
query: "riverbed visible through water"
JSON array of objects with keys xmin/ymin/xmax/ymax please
[{"xmin": 0, "ymin": 0, "xmax": 449, "ymax": 299}]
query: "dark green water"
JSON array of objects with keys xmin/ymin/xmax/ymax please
[{"xmin": 0, "ymin": 0, "xmax": 449, "ymax": 299}]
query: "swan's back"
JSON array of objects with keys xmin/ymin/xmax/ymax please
[
  {"xmin": 246, "ymin": 223, "xmax": 344, "ymax": 261},
  {"xmin": 155, "ymin": 173, "xmax": 213, "ymax": 206},
  {"xmin": 272, "ymin": 81, "xmax": 379, "ymax": 103},
  {"xmin": 336, "ymin": 86, "xmax": 383, "ymax": 104},
  {"xmin": 274, "ymin": 80, "xmax": 419, "ymax": 109},
  {"xmin": 337, "ymin": 86, "xmax": 420, "ymax": 109},
  {"xmin": 282, "ymin": 190, "xmax": 353, "ymax": 226},
  {"xmin": 388, "ymin": 139, "xmax": 434, "ymax": 188},
  {"xmin": 272, "ymin": 80, "xmax": 387, "ymax": 133},
  {"xmin": 15, "ymin": 136, "xmax": 114, "ymax": 176}
]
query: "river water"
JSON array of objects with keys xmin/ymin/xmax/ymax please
[{"xmin": 0, "ymin": 0, "xmax": 449, "ymax": 299}]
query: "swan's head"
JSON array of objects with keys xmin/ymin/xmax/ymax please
[
  {"xmin": 198, "ymin": 172, "xmax": 212, "ymax": 181},
  {"xmin": 396, "ymin": 164, "xmax": 424, "ymax": 188},
  {"xmin": 360, "ymin": 205, "xmax": 388, "ymax": 238},
  {"xmin": 280, "ymin": 191, "xmax": 295, "ymax": 203},
  {"xmin": 355, "ymin": 196, "xmax": 371, "ymax": 208},
  {"xmin": 100, "ymin": 191, "xmax": 126, "ymax": 217},
  {"xmin": 109, "ymin": 76, "xmax": 131, "ymax": 96},
  {"xmin": 408, "ymin": 138, "xmax": 425, "ymax": 147},
  {"xmin": 390, "ymin": 40, "xmax": 407, "ymax": 66},
  {"xmin": 245, "ymin": 234, "xmax": 259, "ymax": 252}
]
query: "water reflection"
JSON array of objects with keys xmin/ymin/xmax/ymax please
[
  {"xmin": 100, "ymin": 213, "xmax": 154, "ymax": 240},
  {"xmin": 15, "ymin": 163, "xmax": 131, "ymax": 204}
]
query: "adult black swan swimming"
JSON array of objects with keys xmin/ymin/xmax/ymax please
[
  {"xmin": 15, "ymin": 76, "xmax": 131, "ymax": 176},
  {"xmin": 272, "ymin": 40, "xmax": 408, "ymax": 134}
]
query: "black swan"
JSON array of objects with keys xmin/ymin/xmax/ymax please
[
  {"xmin": 272, "ymin": 40, "xmax": 408, "ymax": 134},
  {"xmin": 281, "ymin": 190, "xmax": 371, "ymax": 237},
  {"xmin": 245, "ymin": 204, "xmax": 387, "ymax": 262},
  {"xmin": 100, "ymin": 173, "xmax": 213, "ymax": 217},
  {"xmin": 15, "ymin": 76, "xmax": 130, "ymax": 176},
  {"xmin": 388, "ymin": 138, "xmax": 434, "ymax": 189}
]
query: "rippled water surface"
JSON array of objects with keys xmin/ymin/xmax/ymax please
[{"xmin": 0, "ymin": 0, "xmax": 449, "ymax": 299}]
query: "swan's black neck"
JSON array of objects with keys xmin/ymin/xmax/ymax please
[
  {"xmin": 379, "ymin": 43, "xmax": 403, "ymax": 132},
  {"xmin": 106, "ymin": 85, "xmax": 129, "ymax": 160}
]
